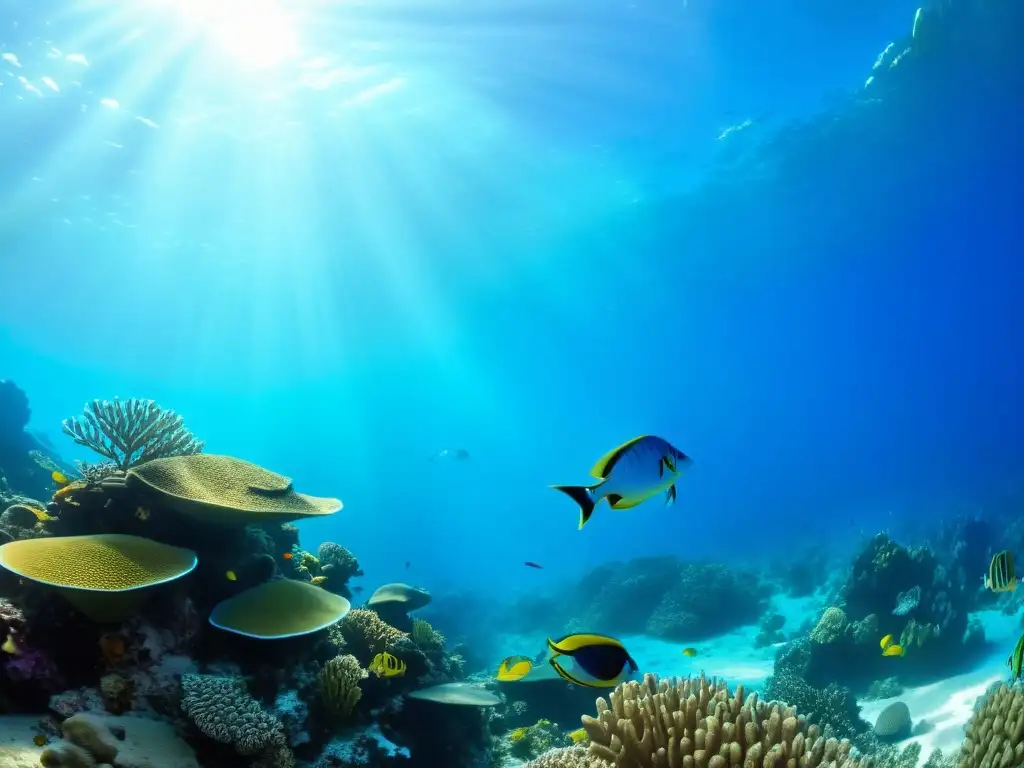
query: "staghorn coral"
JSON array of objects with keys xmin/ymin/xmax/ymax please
[
  {"xmin": 62, "ymin": 397, "xmax": 204, "ymax": 470},
  {"xmin": 180, "ymin": 673, "xmax": 286, "ymax": 755},
  {"xmin": 329, "ymin": 608, "xmax": 407, "ymax": 661},
  {"xmin": 958, "ymin": 683, "xmax": 1024, "ymax": 767},
  {"xmin": 581, "ymin": 673, "xmax": 866, "ymax": 768},
  {"xmin": 320, "ymin": 653, "xmax": 367, "ymax": 720}
]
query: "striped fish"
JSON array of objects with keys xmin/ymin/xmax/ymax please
[
  {"xmin": 1008, "ymin": 633, "xmax": 1024, "ymax": 683},
  {"xmin": 985, "ymin": 550, "xmax": 1017, "ymax": 593}
]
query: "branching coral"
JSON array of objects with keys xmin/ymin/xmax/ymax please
[
  {"xmin": 328, "ymin": 608, "xmax": 407, "ymax": 661},
  {"xmin": 180, "ymin": 674, "xmax": 286, "ymax": 755},
  {"xmin": 582, "ymin": 673, "xmax": 865, "ymax": 768},
  {"xmin": 62, "ymin": 398, "xmax": 204, "ymax": 470},
  {"xmin": 525, "ymin": 745, "xmax": 608, "ymax": 768},
  {"xmin": 958, "ymin": 683, "xmax": 1024, "ymax": 767},
  {"xmin": 411, "ymin": 617, "xmax": 445, "ymax": 654},
  {"xmin": 320, "ymin": 654, "xmax": 367, "ymax": 720}
]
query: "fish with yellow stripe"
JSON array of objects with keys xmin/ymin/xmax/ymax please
[
  {"xmin": 551, "ymin": 435, "xmax": 692, "ymax": 529},
  {"xmin": 985, "ymin": 550, "xmax": 1017, "ymax": 593},
  {"xmin": 544, "ymin": 633, "xmax": 637, "ymax": 688},
  {"xmin": 368, "ymin": 652, "xmax": 406, "ymax": 678}
]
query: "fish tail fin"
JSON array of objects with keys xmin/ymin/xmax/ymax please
[{"xmin": 550, "ymin": 485, "xmax": 598, "ymax": 529}]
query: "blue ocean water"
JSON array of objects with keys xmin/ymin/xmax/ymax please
[{"xmin": 1, "ymin": 0, "xmax": 1021, "ymax": 633}]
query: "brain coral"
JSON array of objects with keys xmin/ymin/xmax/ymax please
[
  {"xmin": 958, "ymin": 683, "xmax": 1024, "ymax": 767},
  {"xmin": 126, "ymin": 454, "xmax": 342, "ymax": 525},
  {"xmin": 580, "ymin": 673, "xmax": 864, "ymax": 768},
  {"xmin": 209, "ymin": 579, "xmax": 351, "ymax": 639},
  {"xmin": 181, "ymin": 674, "xmax": 286, "ymax": 755}
]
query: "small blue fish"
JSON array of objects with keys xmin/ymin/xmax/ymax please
[{"xmin": 551, "ymin": 435, "xmax": 692, "ymax": 529}]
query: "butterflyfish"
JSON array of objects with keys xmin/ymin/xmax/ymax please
[
  {"xmin": 682, "ymin": 647, "xmax": 697, "ymax": 658},
  {"xmin": 1, "ymin": 634, "xmax": 19, "ymax": 655},
  {"xmin": 545, "ymin": 633, "xmax": 638, "ymax": 689},
  {"xmin": 51, "ymin": 470, "xmax": 70, "ymax": 486},
  {"xmin": 1008, "ymin": 633, "xmax": 1024, "ymax": 683},
  {"xmin": 282, "ymin": 552, "xmax": 294, "ymax": 560},
  {"xmin": 880, "ymin": 634, "xmax": 894, "ymax": 651},
  {"xmin": 310, "ymin": 576, "xmax": 328, "ymax": 586},
  {"xmin": 369, "ymin": 652, "xmax": 406, "ymax": 678},
  {"xmin": 551, "ymin": 435, "xmax": 692, "ymax": 529},
  {"xmin": 225, "ymin": 570, "xmax": 237, "ymax": 582},
  {"xmin": 985, "ymin": 550, "xmax": 1017, "ymax": 593},
  {"xmin": 882, "ymin": 643, "xmax": 905, "ymax": 657},
  {"xmin": 496, "ymin": 655, "xmax": 534, "ymax": 682}
]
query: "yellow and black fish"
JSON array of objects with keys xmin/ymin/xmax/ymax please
[
  {"xmin": 985, "ymin": 550, "xmax": 1017, "ymax": 593},
  {"xmin": 496, "ymin": 655, "xmax": 534, "ymax": 682},
  {"xmin": 551, "ymin": 436, "xmax": 692, "ymax": 529},
  {"xmin": 51, "ymin": 470, "xmax": 70, "ymax": 487},
  {"xmin": 545, "ymin": 633, "xmax": 637, "ymax": 689},
  {"xmin": 1008, "ymin": 633, "xmax": 1024, "ymax": 683},
  {"xmin": 369, "ymin": 652, "xmax": 406, "ymax": 678}
]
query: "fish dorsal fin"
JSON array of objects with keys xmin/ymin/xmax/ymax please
[{"xmin": 589, "ymin": 436, "xmax": 651, "ymax": 479}]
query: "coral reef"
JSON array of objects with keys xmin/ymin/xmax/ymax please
[
  {"xmin": 319, "ymin": 653, "xmax": 367, "ymax": 721},
  {"xmin": 958, "ymin": 683, "xmax": 1024, "ymax": 767},
  {"xmin": 62, "ymin": 397, "xmax": 204, "ymax": 470}
]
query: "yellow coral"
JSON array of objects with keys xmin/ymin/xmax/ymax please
[
  {"xmin": 958, "ymin": 683, "xmax": 1024, "ymax": 767},
  {"xmin": 582, "ymin": 673, "xmax": 864, "ymax": 767},
  {"xmin": 125, "ymin": 454, "xmax": 342, "ymax": 525}
]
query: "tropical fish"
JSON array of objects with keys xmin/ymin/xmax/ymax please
[
  {"xmin": 1, "ymin": 634, "xmax": 19, "ymax": 655},
  {"xmin": 545, "ymin": 633, "xmax": 638, "ymax": 688},
  {"xmin": 429, "ymin": 448, "xmax": 470, "ymax": 462},
  {"xmin": 282, "ymin": 552, "xmax": 294, "ymax": 560},
  {"xmin": 551, "ymin": 436, "xmax": 693, "ymax": 529},
  {"xmin": 369, "ymin": 652, "xmax": 406, "ymax": 678},
  {"xmin": 1008, "ymin": 633, "xmax": 1024, "ymax": 683},
  {"xmin": 681, "ymin": 647, "xmax": 697, "ymax": 658},
  {"xmin": 567, "ymin": 728, "xmax": 588, "ymax": 745},
  {"xmin": 496, "ymin": 655, "xmax": 534, "ymax": 682},
  {"xmin": 311, "ymin": 576, "xmax": 328, "ymax": 586},
  {"xmin": 33, "ymin": 734, "xmax": 46, "ymax": 747},
  {"xmin": 882, "ymin": 643, "xmax": 905, "ymax": 657},
  {"xmin": 524, "ymin": 561, "xmax": 543, "ymax": 569},
  {"xmin": 51, "ymin": 470, "xmax": 70, "ymax": 486},
  {"xmin": 985, "ymin": 550, "xmax": 1017, "ymax": 593},
  {"xmin": 880, "ymin": 634, "xmax": 894, "ymax": 650},
  {"xmin": 225, "ymin": 570, "xmax": 237, "ymax": 582},
  {"xmin": 353, "ymin": 586, "xmax": 364, "ymax": 593}
]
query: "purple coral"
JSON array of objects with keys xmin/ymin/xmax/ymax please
[{"xmin": 4, "ymin": 636, "xmax": 64, "ymax": 690}]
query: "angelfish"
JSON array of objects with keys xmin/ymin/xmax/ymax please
[{"xmin": 551, "ymin": 435, "xmax": 692, "ymax": 529}]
